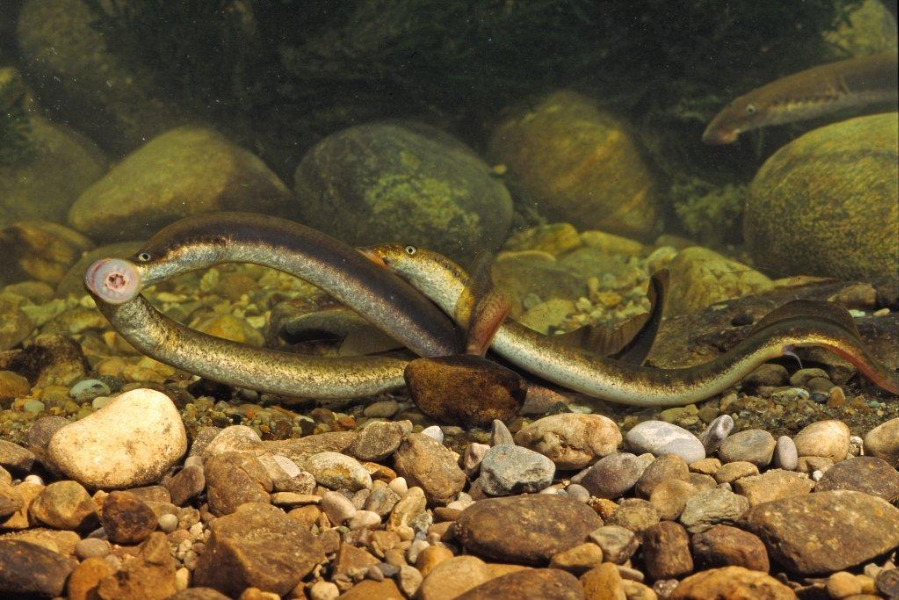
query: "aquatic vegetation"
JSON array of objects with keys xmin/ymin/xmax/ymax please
[{"xmin": 671, "ymin": 179, "xmax": 747, "ymax": 247}]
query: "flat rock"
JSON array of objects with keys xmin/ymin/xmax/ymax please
[
  {"xmin": 746, "ymin": 490, "xmax": 899, "ymax": 575},
  {"xmin": 457, "ymin": 568, "xmax": 584, "ymax": 599},
  {"xmin": 454, "ymin": 494, "xmax": 603, "ymax": 565},
  {"xmin": 96, "ymin": 532, "xmax": 177, "ymax": 600},
  {"xmin": 0, "ymin": 539, "xmax": 75, "ymax": 597},
  {"xmin": 514, "ymin": 413, "xmax": 622, "ymax": 470},
  {"xmin": 303, "ymin": 451, "xmax": 371, "ymax": 493},
  {"xmin": 670, "ymin": 566, "xmax": 796, "ymax": 599},
  {"xmin": 393, "ymin": 434, "xmax": 466, "ymax": 505},
  {"xmin": 732, "ymin": 469, "xmax": 815, "ymax": 506},
  {"xmin": 416, "ymin": 555, "xmax": 494, "ymax": 600},
  {"xmin": 814, "ymin": 456, "xmax": 899, "ymax": 500},
  {"xmin": 679, "ymin": 488, "xmax": 750, "ymax": 534},
  {"xmin": 46, "ymin": 388, "xmax": 187, "ymax": 488},
  {"xmin": 193, "ymin": 502, "xmax": 325, "ymax": 597},
  {"xmin": 0, "ymin": 439, "xmax": 35, "ymax": 473}
]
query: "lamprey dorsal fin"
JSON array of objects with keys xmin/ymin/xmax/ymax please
[{"xmin": 750, "ymin": 299, "xmax": 861, "ymax": 338}]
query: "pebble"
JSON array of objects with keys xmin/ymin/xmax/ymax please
[
  {"xmin": 101, "ymin": 490, "xmax": 158, "ymax": 544},
  {"xmin": 587, "ymin": 526, "xmax": 639, "ymax": 565},
  {"xmin": 574, "ymin": 452, "xmax": 646, "ymax": 499},
  {"xmin": 321, "ymin": 490, "xmax": 357, "ymax": 525},
  {"xmin": 697, "ymin": 415, "xmax": 733, "ymax": 453},
  {"xmin": 74, "ymin": 537, "xmax": 110, "ymax": 560},
  {"xmin": 29, "ymin": 480, "xmax": 97, "ymax": 530},
  {"xmin": 679, "ymin": 488, "xmax": 750, "ymax": 534},
  {"xmin": 46, "ymin": 388, "xmax": 187, "ymax": 488},
  {"xmin": 717, "ymin": 429, "xmax": 776, "ymax": 467},
  {"xmin": 204, "ymin": 452, "xmax": 273, "ymax": 516},
  {"xmin": 625, "ymin": 421, "xmax": 705, "ymax": 464},
  {"xmin": 350, "ymin": 421, "xmax": 412, "ymax": 462},
  {"xmin": 814, "ymin": 456, "xmax": 899, "ymax": 500},
  {"xmin": 303, "ymin": 451, "xmax": 372, "ymax": 492},
  {"xmin": 158, "ymin": 513, "xmax": 179, "ymax": 533},
  {"xmin": 863, "ymin": 418, "xmax": 899, "ymax": 467},
  {"xmin": 691, "ymin": 524, "xmax": 770, "ymax": 572},
  {"xmin": 477, "ymin": 444, "xmax": 555, "ymax": 496},
  {"xmin": 514, "ymin": 413, "xmax": 622, "ymax": 469},
  {"xmin": 792, "ymin": 419, "xmax": 850, "ymax": 462},
  {"xmin": 69, "ymin": 378, "xmax": 111, "ymax": 401},
  {"xmin": 393, "ymin": 434, "xmax": 466, "ymax": 505},
  {"xmin": 773, "ymin": 435, "xmax": 798, "ymax": 470}
]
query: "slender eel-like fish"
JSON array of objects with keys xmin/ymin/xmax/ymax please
[
  {"xmin": 85, "ymin": 289, "xmax": 408, "ymax": 398},
  {"xmin": 85, "ymin": 213, "xmax": 462, "ymax": 358},
  {"xmin": 703, "ymin": 52, "xmax": 899, "ymax": 144},
  {"xmin": 361, "ymin": 244, "xmax": 899, "ymax": 406}
]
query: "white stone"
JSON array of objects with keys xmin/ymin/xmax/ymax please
[
  {"xmin": 47, "ymin": 388, "xmax": 187, "ymax": 488},
  {"xmin": 625, "ymin": 420, "xmax": 705, "ymax": 464}
]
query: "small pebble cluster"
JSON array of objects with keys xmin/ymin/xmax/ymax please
[{"xmin": 0, "ymin": 387, "xmax": 897, "ymax": 599}]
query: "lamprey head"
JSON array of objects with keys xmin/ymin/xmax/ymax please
[
  {"xmin": 85, "ymin": 258, "xmax": 142, "ymax": 304},
  {"xmin": 358, "ymin": 243, "xmax": 416, "ymax": 270}
]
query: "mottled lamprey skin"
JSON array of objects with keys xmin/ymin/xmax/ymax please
[
  {"xmin": 88, "ymin": 291, "xmax": 409, "ymax": 399},
  {"xmin": 361, "ymin": 244, "xmax": 899, "ymax": 406},
  {"xmin": 130, "ymin": 212, "xmax": 462, "ymax": 358},
  {"xmin": 703, "ymin": 52, "xmax": 899, "ymax": 144}
]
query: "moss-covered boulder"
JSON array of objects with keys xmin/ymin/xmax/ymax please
[
  {"xmin": 67, "ymin": 126, "xmax": 294, "ymax": 242},
  {"xmin": 489, "ymin": 90, "xmax": 662, "ymax": 240},
  {"xmin": 294, "ymin": 122, "xmax": 512, "ymax": 264},
  {"xmin": 744, "ymin": 113, "xmax": 898, "ymax": 281}
]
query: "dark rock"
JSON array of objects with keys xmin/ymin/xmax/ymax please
[
  {"xmin": 168, "ymin": 589, "xmax": 232, "ymax": 600},
  {"xmin": 0, "ymin": 440, "xmax": 35, "ymax": 474},
  {"xmin": 193, "ymin": 502, "xmax": 325, "ymax": 597},
  {"xmin": 295, "ymin": 121, "xmax": 513, "ymax": 264},
  {"xmin": 642, "ymin": 521, "xmax": 693, "ymax": 580},
  {"xmin": 454, "ymin": 495, "xmax": 603, "ymax": 565},
  {"xmin": 404, "ymin": 356, "xmax": 526, "ymax": 427},
  {"xmin": 101, "ymin": 490, "xmax": 157, "ymax": 545},
  {"xmin": 457, "ymin": 568, "xmax": 584, "ymax": 599},
  {"xmin": 814, "ymin": 456, "xmax": 899, "ymax": 500},
  {"xmin": 575, "ymin": 452, "xmax": 645, "ymax": 499},
  {"xmin": 746, "ymin": 490, "xmax": 899, "ymax": 575},
  {"xmin": 691, "ymin": 524, "xmax": 770, "ymax": 572},
  {"xmin": 0, "ymin": 539, "xmax": 75, "ymax": 597}
]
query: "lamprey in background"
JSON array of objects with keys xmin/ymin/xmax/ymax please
[
  {"xmin": 86, "ymin": 212, "xmax": 462, "ymax": 358},
  {"xmin": 361, "ymin": 244, "xmax": 899, "ymax": 406},
  {"xmin": 702, "ymin": 52, "xmax": 899, "ymax": 144},
  {"xmin": 84, "ymin": 284, "xmax": 409, "ymax": 399}
]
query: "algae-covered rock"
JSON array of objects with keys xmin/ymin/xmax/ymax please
[
  {"xmin": 0, "ymin": 116, "xmax": 107, "ymax": 227},
  {"xmin": 294, "ymin": 121, "xmax": 512, "ymax": 264},
  {"xmin": 744, "ymin": 113, "xmax": 898, "ymax": 281},
  {"xmin": 0, "ymin": 221, "xmax": 94, "ymax": 285},
  {"xmin": 67, "ymin": 126, "xmax": 294, "ymax": 243},
  {"xmin": 665, "ymin": 247, "xmax": 771, "ymax": 317},
  {"xmin": 489, "ymin": 90, "xmax": 662, "ymax": 240}
]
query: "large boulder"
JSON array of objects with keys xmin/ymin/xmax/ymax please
[
  {"xmin": 489, "ymin": 90, "xmax": 662, "ymax": 240},
  {"xmin": 744, "ymin": 113, "xmax": 898, "ymax": 281},
  {"xmin": 294, "ymin": 121, "xmax": 512, "ymax": 264},
  {"xmin": 68, "ymin": 126, "xmax": 294, "ymax": 242}
]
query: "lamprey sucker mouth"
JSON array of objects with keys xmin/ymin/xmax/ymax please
[{"xmin": 85, "ymin": 258, "xmax": 142, "ymax": 305}]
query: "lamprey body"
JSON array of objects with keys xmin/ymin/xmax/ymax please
[
  {"xmin": 703, "ymin": 52, "xmax": 899, "ymax": 144},
  {"xmin": 86, "ymin": 213, "xmax": 462, "ymax": 358},
  {"xmin": 86, "ymin": 289, "xmax": 408, "ymax": 399},
  {"xmin": 362, "ymin": 244, "xmax": 899, "ymax": 406}
]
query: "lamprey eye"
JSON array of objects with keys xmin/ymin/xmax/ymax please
[
  {"xmin": 404, "ymin": 245, "xmax": 417, "ymax": 256},
  {"xmin": 745, "ymin": 104, "xmax": 757, "ymax": 115},
  {"xmin": 136, "ymin": 252, "xmax": 151, "ymax": 262}
]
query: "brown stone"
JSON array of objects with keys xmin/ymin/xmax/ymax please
[
  {"xmin": 393, "ymin": 434, "xmax": 466, "ymax": 506},
  {"xmin": 204, "ymin": 451, "xmax": 273, "ymax": 516},
  {"xmin": 404, "ymin": 356, "xmax": 526, "ymax": 427},
  {"xmin": 0, "ymin": 539, "xmax": 75, "ymax": 597},
  {"xmin": 635, "ymin": 454, "xmax": 689, "ymax": 498},
  {"xmin": 746, "ymin": 490, "xmax": 899, "ymax": 575},
  {"xmin": 642, "ymin": 521, "xmax": 693, "ymax": 580},
  {"xmin": 814, "ymin": 456, "xmax": 899, "ymax": 501},
  {"xmin": 580, "ymin": 563, "xmax": 626, "ymax": 600},
  {"xmin": 732, "ymin": 469, "xmax": 814, "ymax": 506},
  {"xmin": 691, "ymin": 524, "xmax": 770, "ymax": 572},
  {"xmin": 333, "ymin": 543, "xmax": 379, "ymax": 577},
  {"xmin": 193, "ymin": 502, "xmax": 325, "ymax": 597},
  {"xmin": 96, "ymin": 532, "xmax": 177, "ymax": 600},
  {"xmin": 549, "ymin": 542, "xmax": 604, "ymax": 575},
  {"xmin": 669, "ymin": 566, "xmax": 795, "ymax": 599},
  {"xmin": 457, "ymin": 568, "xmax": 584, "ymax": 599},
  {"xmin": 416, "ymin": 555, "xmax": 493, "ymax": 600},
  {"xmin": 338, "ymin": 579, "xmax": 404, "ymax": 599},
  {"xmin": 29, "ymin": 480, "xmax": 97, "ymax": 530},
  {"xmin": 416, "ymin": 544, "xmax": 454, "ymax": 577},
  {"xmin": 67, "ymin": 556, "xmax": 115, "ymax": 600},
  {"xmin": 101, "ymin": 490, "xmax": 157, "ymax": 544},
  {"xmin": 454, "ymin": 495, "xmax": 603, "ymax": 565},
  {"xmin": 165, "ymin": 465, "xmax": 206, "ymax": 506}
]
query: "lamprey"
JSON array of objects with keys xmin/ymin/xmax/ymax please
[
  {"xmin": 85, "ymin": 286, "xmax": 408, "ymax": 399},
  {"xmin": 361, "ymin": 244, "xmax": 899, "ymax": 406},
  {"xmin": 86, "ymin": 212, "xmax": 462, "ymax": 358},
  {"xmin": 703, "ymin": 52, "xmax": 899, "ymax": 144}
]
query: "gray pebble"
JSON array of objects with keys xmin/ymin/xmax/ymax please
[
  {"xmin": 773, "ymin": 436, "xmax": 798, "ymax": 471},
  {"xmin": 74, "ymin": 537, "xmax": 110, "ymax": 560},
  {"xmin": 490, "ymin": 419, "xmax": 515, "ymax": 446},
  {"xmin": 698, "ymin": 415, "xmax": 733, "ymax": 453},
  {"xmin": 574, "ymin": 452, "xmax": 645, "ymax": 499},
  {"xmin": 625, "ymin": 421, "xmax": 705, "ymax": 464},
  {"xmin": 477, "ymin": 444, "xmax": 555, "ymax": 496},
  {"xmin": 421, "ymin": 425, "xmax": 444, "ymax": 443},
  {"xmin": 566, "ymin": 483, "xmax": 590, "ymax": 503}
]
